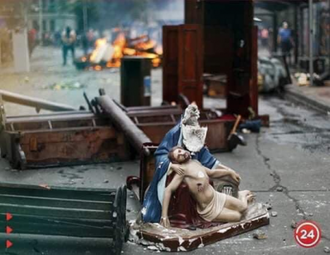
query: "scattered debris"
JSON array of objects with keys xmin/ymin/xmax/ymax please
[
  {"xmin": 271, "ymin": 211, "xmax": 278, "ymax": 217},
  {"xmin": 263, "ymin": 202, "xmax": 272, "ymax": 210},
  {"xmin": 258, "ymin": 56, "xmax": 287, "ymax": 92},
  {"xmin": 324, "ymin": 246, "xmax": 330, "ymax": 253},
  {"xmin": 239, "ymin": 119, "xmax": 262, "ymax": 133},
  {"xmin": 253, "ymin": 231, "xmax": 267, "ymax": 240},
  {"xmin": 276, "ymin": 186, "xmax": 283, "ymax": 192},
  {"xmin": 147, "ymin": 246, "xmax": 159, "ymax": 251},
  {"xmin": 291, "ymin": 220, "xmax": 297, "ymax": 229},
  {"xmin": 104, "ymin": 179, "xmax": 109, "ymax": 183},
  {"xmin": 39, "ymin": 184, "xmax": 51, "ymax": 190},
  {"xmin": 242, "ymin": 128, "xmax": 251, "ymax": 134},
  {"xmin": 46, "ymin": 82, "xmax": 86, "ymax": 90}
]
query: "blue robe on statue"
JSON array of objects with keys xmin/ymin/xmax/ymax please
[{"xmin": 142, "ymin": 122, "xmax": 220, "ymax": 223}]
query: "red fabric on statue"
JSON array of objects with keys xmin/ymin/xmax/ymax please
[{"xmin": 166, "ymin": 172, "xmax": 221, "ymax": 229}]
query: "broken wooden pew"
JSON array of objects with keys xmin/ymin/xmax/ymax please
[
  {"xmin": 127, "ymin": 107, "xmax": 236, "ymax": 152},
  {"xmin": 0, "ymin": 183, "xmax": 128, "ymax": 255},
  {"xmin": 0, "ymin": 110, "xmax": 130, "ymax": 169}
]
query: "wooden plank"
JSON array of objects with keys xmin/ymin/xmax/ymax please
[
  {"xmin": 0, "ymin": 213, "xmax": 114, "ymax": 227},
  {"xmin": 139, "ymin": 144, "xmax": 158, "ymax": 202},
  {"xmin": 127, "ymin": 108, "xmax": 182, "ymax": 118},
  {"xmin": 0, "ymin": 203, "xmax": 111, "ymax": 219},
  {"xmin": 163, "ymin": 25, "xmax": 180, "ymax": 104},
  {"xmin": 178, "ymin": 24, "xmax": 203, "ymax": 108},
  {"xmin": 18, "ymin": 128, "xmax": 116, "ymax": 144},
  {"xmin": 0, "ymin": 194, "xmax": 113, "ymax": 210},
  {"xmin": 184, "ymin": 0, "xmax": 204, "ymax": 24},
  {"xmin": 204, "ymin": 26, "xmax": 232, "ymax": 76},
  {"xmin": 0, "ymin": 214, "xmax": 115, "ymax": 237},
  {"xmin": 250, "ymin": 25, "xmax": 259, "ymax": 116},
  {"xmin": 0, "ymin": 185, "xmax": 116, "ymax": 202},
  {"xmin": 127, "ymin": 105, "xmax": 178, "ymax": 112},
  {"xmin": 6, "ymin": 112, "xmax": 96, "ymax": 123},
  {"xmin": 202, "ymin": 121, "xmax": 229, "ymax": 151},
  {"xmin": 3, "ymin": 221, "xmax": 114, "ymax": 238},
  {"xmin": 8, "ymin": 128, "xmax": 122, "ymax": 165}
]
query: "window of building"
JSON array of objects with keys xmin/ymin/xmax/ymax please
[
  {"xmin": 42, "ymin": 20, "xmax": 47, "ymax": 32},
  {"xmin": 33, "ymin": 20, "xmax": 39, "ymax": 30},
  {"xmin": 50, "ymin": 20, "xmax": 55, "ymax": 32}
]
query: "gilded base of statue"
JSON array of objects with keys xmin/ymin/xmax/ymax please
[{"xmin": 131, "ymin": 202, "xmax": 269, "ymax": 252}]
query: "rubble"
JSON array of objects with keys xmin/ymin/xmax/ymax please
[
  {"xmin": 291, "ymin": 220, "xmax": 297, "ymax": 229},
  {"xmin": 46, "ymin": 81, "xmax": 86, "ymax": 90},
  {"xmin": 263, "ymin": 202, "xmax": 272, "ymax": 211},
  {"xmin": 271, "ymin": 211, "xmax": 278, "ymax": 217},
  {"xmin": 276, "ymin": 186, "xmax": 283, "ymax": 192},
  {"xmin": 324, "ymin": 246, "xmax": 330, "ymax": 253},
  {"xmin": 253, "ymin": 231, "xmax": 267, "ymax": 240}
]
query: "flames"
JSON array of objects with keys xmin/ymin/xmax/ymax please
[{"xmin": 79, "ymin": 32, "xmax": 162, "ymax": 71}]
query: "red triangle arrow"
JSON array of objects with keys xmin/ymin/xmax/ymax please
[
  {"xmin": 6, "ymin": 240, "xmax": 13, "ymax": 249},
  {"xmin": 6, "ymin": 213, "xmax": 12, "ymax": 221},
  {"xmin": 6, "ymin": 226, "xmax": 12, "ymax": 234}
]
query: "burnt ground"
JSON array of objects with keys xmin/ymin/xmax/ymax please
[{"xmin": 0, "ymin": 47, "xmax": 329, "ymax": 254}]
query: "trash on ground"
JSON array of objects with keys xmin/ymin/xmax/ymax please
[
  {"xmin": 253, "ymin": 231, "xmax": 268, "ymax": 240},
  {"xmin": 46, "ymin": 81, "xmax": 86, "ymax": 90},
  {"xmin": 271, "ymin": 211, "xmax": 278, "ymax": 217}
]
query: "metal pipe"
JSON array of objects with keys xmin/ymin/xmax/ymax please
[
  {"xmin": 0, "ymin": 90, "xmax": 76, "ymax": 112},
  {"xmin": 309, "ymin": 0, "xmax": 314, "ymax": 86},
  {"xmin": 96, "ymin": 95, "xmax": 152, "ymax": 154}
]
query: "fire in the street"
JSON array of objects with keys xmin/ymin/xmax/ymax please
[{"xmin": 78, "ymin": 32, "xmax": 162, "ymax": 70}]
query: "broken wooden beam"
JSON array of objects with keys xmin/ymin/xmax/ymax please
[
  {"xmin": 96, "ymin": 95, "xmax": 152, "ymax": 154},
  {"xmin": 0, "ymin": 90, "xmax": 76, "ymax": 112}
]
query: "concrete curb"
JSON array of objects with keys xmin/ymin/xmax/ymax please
[{"xmin": 284, "ymin": 85, "xmax": 330, "ymax": 115}]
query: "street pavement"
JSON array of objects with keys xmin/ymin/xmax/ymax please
[
  {"xmin": 0, "ymin": 47, "xmax": 329, "ymax": 254},
  {"xmin": 285, "ymin": 83, "xmax": 330, "ymax": 115}
]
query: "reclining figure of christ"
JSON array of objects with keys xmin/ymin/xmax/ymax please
[{"xmin": 160, "ymin": 146, "xmax": 254, "ymax": 228}]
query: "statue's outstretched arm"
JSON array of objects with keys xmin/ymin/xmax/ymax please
[{"xmin": 205, "ymin": 166, "xmax": 241, "ymax": 183}]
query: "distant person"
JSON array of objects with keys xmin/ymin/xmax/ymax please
[
  {"xmin": 87, "ymin": 29, "xmax": 95, "ymax": 48},
  {"xmin": 278, "ymin": 22, "xmax": 294, "ymax": 64},
  {"xmin": 261, "ymin": 28, "xmax": 269, "ymax": 48},
  {"xmin": 54, "ymin": 30, "xmax": 61, "ymax": 47},
  {"xmin": 61, "ymin": 26, "xmax": 76, "ymax": 66},
  {"xmin": 81, "ymin": 31, "xmax": 89, "ymax": 55},
  {"xmin": 28, "ymin": 28, "xmax": 37, "ymax": 56}
]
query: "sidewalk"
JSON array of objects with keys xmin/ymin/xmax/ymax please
[{"xmin": 284, "ymin": 80, "xmax": 330, "ymax": 115}]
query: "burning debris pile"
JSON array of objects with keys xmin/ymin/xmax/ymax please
[{"xmin": 75, "ymin": 32, "xmax": 162, "ymax": 71}]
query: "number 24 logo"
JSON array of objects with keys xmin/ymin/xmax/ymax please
[{"xmin": 300, "ymin": 229, "xmax": 315, "ymax": 239}]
